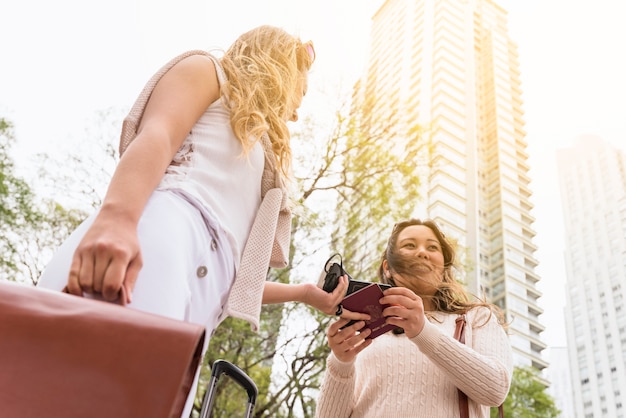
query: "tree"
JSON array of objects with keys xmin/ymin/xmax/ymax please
[
  {"xmin": 491, "ymin": 366, "xmax": 560, "ymax": 418},
  {"xmin": 0, "ymin": 117, "xmax": 87, "ymax": 284},
  {"xmin": 0, "ymin": 108, "xmax": 123, "ymax": 285}
]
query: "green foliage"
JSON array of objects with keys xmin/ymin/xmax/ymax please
[
  {"xmin": 491, "ymin": 366, "xmax": 560, "ymax": 418},
  {"xmin": 193, "ymin": 316, "xmax": 275, "ymax": 418},
  {"xmin": 195, "ymin": 302, "xmax": 333, "ymax": 417},
  {"xmin": 0, "ymin": 119, "xmax": 39, "ymax": 244},
  {"xmin": 0, "ymin": 118, "xmax": 87, "ymax": 283}
]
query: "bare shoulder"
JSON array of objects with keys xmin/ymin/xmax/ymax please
[
  {"xmin": 150, "ymin": 53, "xmax": 220, "ymax": 108},
  {"xmin": 175, "ymin": 54, "xmax": 217, "ymax": 71},
  {"xmin": 168, "ymin": 54, "xmax": 218, "ymax": 86},
  {"xmin": 138, "ymin": 53, "xmax": 220, "ymax": 141}
]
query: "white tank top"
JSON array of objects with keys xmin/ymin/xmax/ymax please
[{"xmin": 156, "ymin": 57, "xmax": 264, "ymax": 264}]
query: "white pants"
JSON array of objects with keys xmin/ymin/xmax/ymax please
[{"xmin": 38, "ymin": 190, "xmax": 235, "ymax": 417}]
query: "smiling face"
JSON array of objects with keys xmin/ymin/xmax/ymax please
[{"xmin": 383, "ymin": 224, "xmax": 446, "ymax": 306}]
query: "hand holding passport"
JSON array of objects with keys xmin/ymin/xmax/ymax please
[
  {"xmin": 320, "ymin": 255, "xmax": 396, "ymax": 339},
  {"xmin": 341, "ymin": 283, "xmax": 396, "ymax": 339}
]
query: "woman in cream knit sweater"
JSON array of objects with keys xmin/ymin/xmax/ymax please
[{"xmin": 316, "ymin": 219, "xmax": 513, "ymax": 418}]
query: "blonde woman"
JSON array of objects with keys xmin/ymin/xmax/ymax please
[
  {"xmin": 39, "ymin": 25, "xmax": 348, "ymax": 417},
  {"xmin": 316, "ymin": 219, "xmax": 513, "ymax": 418}
]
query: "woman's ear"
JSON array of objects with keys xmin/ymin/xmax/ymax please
[{"xmin": 382, "ymin": 260, "xmax": 391, "ymax": 278}]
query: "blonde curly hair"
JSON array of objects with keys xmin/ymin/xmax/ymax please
[{"xmin": 219, "ymin": 25, "xmax": 315, "ymax": 178}]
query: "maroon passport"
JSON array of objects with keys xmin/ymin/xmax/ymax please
[{"xmin": 341, "ymin": 283, "xmax": 395, "ymax": 339}]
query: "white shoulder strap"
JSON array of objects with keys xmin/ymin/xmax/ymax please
[{"xmin": 205, "ymin": 54, "xmax": 227, "ymax": 86}]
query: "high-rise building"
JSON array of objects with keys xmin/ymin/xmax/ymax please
[
  {"xmin": 545, "ymin": 346, "xmax": 575, "ymax": 418},
  {"xmin": 354, "ymin": 0, "xmax": 547, "ymax": 370},
  {"xmin": 557, "ymin": 136, "xmax": 626, "ymax": 418}
]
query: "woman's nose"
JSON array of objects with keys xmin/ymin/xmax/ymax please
[{"xmin": 417, "ymin": 247, "xmax": 428, "ymax": 258}]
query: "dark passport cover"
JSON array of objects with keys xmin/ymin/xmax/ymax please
[{"xmin": 341, "ymin": 283, "xmax": 396, "ymax": 339}]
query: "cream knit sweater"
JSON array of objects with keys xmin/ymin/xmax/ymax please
[{"xmin": 315, "ymin": 307, "xmax": 512, "ymax": 418}]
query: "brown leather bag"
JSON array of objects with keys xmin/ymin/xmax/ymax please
[
  {"xmin": 0, "ymin": 280, "xmax": 206, "ymax": 418},
  {"xmin": 454, "ymin": 315, "xmax": 504, "ymax": 418}
]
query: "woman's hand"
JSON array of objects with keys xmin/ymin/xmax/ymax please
[
  {"xmin": 65, "ymin": 212, "xmax": 142, "ymax": 304},
  {"xmin": 303, "ymin": 276, "xmax": 371, "ymax": 321},
  {"xmin": 327, "ymin": 318, "xmax": 373, "ymax": 362},
  {"xmin": 380, "ymin": 286, "xmax": 427, "ymax": 338},
  {"xmin": 301, "ymin": 274, "xmax": 348, "ymax": 315},
  {"xmin": 262, "ymin": 276, "xmax": 371, "ymax": 321}
]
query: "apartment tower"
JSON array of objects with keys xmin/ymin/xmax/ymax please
[
  {"xmin": 557, "ymin": 136, "xmax": 626, "ymax": 417},
  {"xmin": 355, "ymin": 0, "xmax": 547, "ymax": 370}
]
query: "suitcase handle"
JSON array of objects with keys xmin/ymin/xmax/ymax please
[
  {"xmin": 211, "ymin": 360, "xmax": 258, "ymax": 404},
  {"xmin": 199, "ymin": 359, "xmax": 258, "ymax": 418}
]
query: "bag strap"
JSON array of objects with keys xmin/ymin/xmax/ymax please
[
  {"xmin": 454, "ymin": 315, "xmax": 504, "ymax": 418},
  {"xmin": 454, "ymin": 315, "xmax": 470, "ymax": 418}
]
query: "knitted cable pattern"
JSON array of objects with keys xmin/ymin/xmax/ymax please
[{"xmin": 316, "ymin": 308, "xmax": 512, "ymax": 418}]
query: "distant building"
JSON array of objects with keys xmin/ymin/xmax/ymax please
[
  {"xmin": 557, "ymin": 136, "xmax": 626, "ymax": 418},
  {"xmin": 546, "ymin": 346, "xmax": 574, "ymax": 417},
  {"xmin": 355, "ymin": 0, "xmax": 547, "ymax": 371}
]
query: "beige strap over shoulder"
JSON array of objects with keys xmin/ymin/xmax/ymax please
[{"xmin": 118, "ymin": 50, "xmax": 292, "ymax": 330}]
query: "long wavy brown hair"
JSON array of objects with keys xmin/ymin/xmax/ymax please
[
  {"xmin": 219, "ymin": 25, "xmax": 315, "ymax": 179},
  {"xmin": 378, "ymin": 219, "xmax": 506, "ymax": 327}
]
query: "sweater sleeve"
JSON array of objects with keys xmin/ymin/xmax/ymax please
[
  {"xmin": 410, "ymin": 308, "xmax": 513, "ymax": 406},
  {"xmin": 315, "ymin": 353, "xmax": 357, "ymax": 418}
]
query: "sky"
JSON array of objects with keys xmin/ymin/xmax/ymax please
[{"xmin": 2, "ymin": 0, "xmax": 626, "ymax": 352}]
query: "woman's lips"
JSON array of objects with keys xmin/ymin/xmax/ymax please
[{"xmin": 413, "ymin": 263, "xmax": 431, "ymax": 273}]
